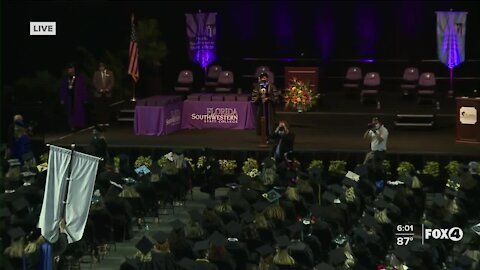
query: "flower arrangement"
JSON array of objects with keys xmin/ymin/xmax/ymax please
[
  {"xmin": 197, "ymin": 156, "xmax": 206, "ymax": 170},
  {"xmin": 247, "ymin": 168, "xmax": 260, "ymax": 178},
  {"xmin": 157, "ymin": 156, "xmax": 170, "ymax": 168},
  {"xmin": 134, "ymin": 156, "xmax": 152, "ymax": 168},
  {"xmin": 308, "ymin": 160, "xmax": 323, "ymax": 170},
  {"xmin": 446, "ymin": 179, "xmax": 461, "ymax": 191},
  {"xmin": 445, "ymin": 161, "xmax": 460, "ymax": 176},
  {"xmin": 219, "ymin": 159, "xmax": 237, "ymax": 175},
  {"xmin": 39, "ymin": 153, "xmax": 49, "ymax": 163},
  {"xmin": 284, "ymin": 78, "xmax": 319, "ymax": 112},
  {"xmin": 396, "ymin": 161, "xmax": 414, "ymax": 175},
  {"xmin": 422, "ymin": 161, "xmax": 440, "ymax": 177},
  {"xmin": 328, "ymin": 160, "xmax": 347, "ymax": 175},
  {"xmin": 242, "ymin": 158, "xmax": 258, "ymax": 175}
]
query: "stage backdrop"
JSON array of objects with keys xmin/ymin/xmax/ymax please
[
  {"xmin": 185, "ymin": 12, "xmax": 217, "ymax": 71},
  {"xmin": 436, "ymin": 11, "xmax": 467, "ymax": 69}
]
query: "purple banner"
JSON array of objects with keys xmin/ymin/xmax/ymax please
[
  {"xmin": 134, "ymin": 98, "xmax": 182, "ymax": 136},
  {"xmin": 181, "ymin": 100, "xmax": 256, "ymax": 130},
  {"xmin": 185, "ymin": 12, "xmax": 217, "ymax": 69}
]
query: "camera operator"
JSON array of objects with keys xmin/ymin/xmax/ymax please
[
  {"xmin": 363, "ymin": 117, "xmax": 388, "ymax": 175},
  {"xmin": 271, "ymin": 121, "xmax": 295, "ymax": 162}
]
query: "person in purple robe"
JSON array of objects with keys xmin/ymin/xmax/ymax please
[{"xmin": 60, "ymin": 64, "xmax": 88, "ymax": 131}]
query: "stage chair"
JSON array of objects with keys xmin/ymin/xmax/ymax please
[
  {"xmin": 255, "ymin": 66, "xmax": 270, "ymax": 77},
  {"xmin": 205, "ymin": 65, "xmax": 222, "ymax": 90},
  {"xmin": 360, "ymin": 72, "xmax": 381, "ymax": 108},
  {"xmin": 417, "ymin": 72, "xmax": 437, "ymax": 105},
  {"xmin": 343, "ymin": 66, "xmax": 363, "ymax": 94},
  {"xmin": 215, "ymin": 71, "xmax": 234, "ymax": 92},
  {"xmin": 174, "ymin": 70, "xmax": 194, "ymax": 93},
  {"xmin": 400, "ymin": 67, "xmax": 419, "ymax": 97}
]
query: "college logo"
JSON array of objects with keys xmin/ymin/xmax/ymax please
[
  {"xmin": 459, "ymin": 106, "xmax": 477, "ymax": 125},
  {"xmin": 166, "ymin": 109, "xmax": 181, "ymax": 126},
  {"xmin": 191, "ymin": 107, "xmax": 238, "ymax": 124}
]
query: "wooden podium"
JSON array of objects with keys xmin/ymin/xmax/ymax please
[
  {"xmin": 456, "ymin": 97, "xmax": 480, "ymax": 144},
  {"xmin": 284, "ymin": 67, "xmax": 319, "ymax": 93}
]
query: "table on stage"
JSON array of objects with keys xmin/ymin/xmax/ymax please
[
  {"xmin": 134, "ymin": 95, "xmax": 183, "ymax": 135},
  {"xmin": 181, "ymin": 94, "xmax": 256, "ymax": 130}
]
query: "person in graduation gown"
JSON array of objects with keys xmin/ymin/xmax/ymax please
[
  {"xmin": 192, "ymin": 240, "xmax": 218, "ymax": 270},
  {"xmin": 11, "ymin": 124, "xmax": 32, "ymax": 163},
  {"xmin": 17, "ymin": 172, "xmax": 44, "ymax": 209},
  {"xmin": 151, "ymin": 231, "xmax": 176, "ymax": 270},
  {"xmin": 5, "ymin": 114, "xmax": 23, "ymax": 160},
  {"xmin": 251, "ymin": 72, "xmax": 281, "ymax": 138},
  {"xmin": 4, "ymin": 227, "xmax": 26, "ymax": 269},
  {"xmin": 87, "ymin": 125, "xmax": 109, "ymax": 164},
  {"xmin": 60, "ymin": 64, "xmax": 88, "ymax": 131},
  {"xmin": 168, "ymin": 220, "xmax": 194, "ymax": 261}
]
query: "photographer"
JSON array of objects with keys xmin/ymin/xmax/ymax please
[
  {"xmin": 251, "ymin": 72, "xmax": 280, "ymax": 138},
  {"xmin": 271, "ymin": 121, "xmax": 295, "ymax": 162},
  {"xmin": 363, "ymin": 117, "xmax": 388, "ymax": 175}
]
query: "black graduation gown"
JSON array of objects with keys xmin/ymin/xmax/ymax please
[
  {"xmin": 193, "ymin": 260, "xmax": 219, "ymax": 270},
  {"xmin": 152, "ymin": 252, "xmax": 176, "ymax": 270}
]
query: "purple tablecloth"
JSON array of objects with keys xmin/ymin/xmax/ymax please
[
  {"xmin": 134, "ymin": 96, "xmax": 183, "ymax": 135},
  {"xmin": 181, "ymin": 100, "xmax": 256, "ymax": 129}
]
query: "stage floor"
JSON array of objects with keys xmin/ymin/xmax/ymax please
[{"xmin": 45, "ymin": 113, "xmax": 478, "ymax": 157}]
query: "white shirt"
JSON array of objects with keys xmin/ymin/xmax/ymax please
[{"xmin": 368, "ymin": 125, "xmax": 388, "ymax": 151}]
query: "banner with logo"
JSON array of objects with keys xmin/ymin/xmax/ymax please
[
  {"xmin": 436, "ymin": 11, "xmax": 467, "ymax": 68},
  {"xmin": 185, "ymin": 12, "xmax": 217, "ymax": 69},
  {"xmin": 459, "ymin": 106, "xmax": 477, "ymax": 125}
]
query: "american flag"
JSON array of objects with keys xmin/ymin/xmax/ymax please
[{"xmin": 128, "ymin": 14, "xmax": 139, "ymax": 82}]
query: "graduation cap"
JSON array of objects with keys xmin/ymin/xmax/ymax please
[
  {"xmin": 176, "ymin": 257, "xmax": 194, "ymax": 270},
  {"xmin": 354, "ymin": 228, "xmax": 375, "ymax": 244},
  {"xmin": 123, "ymin": 258, "xmax": 140, "ymax": 270},
  {"xmin": 241, "ymin": 212, "xmax": 255, "ymax": 223},
  {"xmin": 457, "ymin": 255, "xmax": 475, "ymax": 267},
  {"xmin": 153, "ymin": 231, "xmax": 169, "ymax": 243},
  {"xmin": 209, "ymin": 231, "xmax": 227, "ymax": 246},
  {"xmin": 342, "ymin": 177, "xmax": 358, "ymax": 188},
  {"xmin": 135, "ymin": 165, "xmax": 151, "ymax": 175},
  {"xmin": 225, "ymin": 221, "xmax": 242, "ymax": 238},
  {"xmin": 135, "ymin": 236, "xmax": 153, "ymax": 254},
  {"xmin": 288, "ymin": 223, "xmax": 303, "ymax": 236},
  {"xmin": 188, "ymin": 209, "xmax": 203, "ymax": 222},
  {"xmin": 36, "ymin": 162, "xmax": 48, "ymax": 173},
  {"xmin": 193, "ymin": 240, "xmax": 210, "ymax": 252},
  {"xmin": 393, "ymin": 246, "xmax": 411, "ymax": 262},
  {"xmin": 256, "ymin": 244, "xmax": 274, "ymax": 257},
  {"xmin": 361, "ymin": 214, "xmax": 380, "ymax": 230},
  {"xmin": 432, "ymin": 193, "xmax": 448, "ymax": 207},
  {"xmin": 27, "ymin": 228, "xmax": 42, "ymax": 242},
  {"xmin": 329, "ymin": 247, "xmax": 347, "ymax": 266},
  {"xmin": 345, "ymin": 171, "xmax": 360, "ymax": 182},
  {"xmin": 13, "ymin": 196, "xmax": 29, "ymax": 213},
  {"xmin": 328, "ymin": 184, "xmax": 344, "ymax": 195},
  {"xmin": 374, "ymin": 199, "xmax": 389, "ymax": 210},
  {"xmin": 382, "ymin": 187, "xmax": 397, "ymax": 201},
  {"xmin": 226, "ymin": 183, "xmax": 241, "ymax": 189},
  {"xmin": 0, "ymin": 207, "xmax": 11, "ymax": 218},
  {"xmin": 253, "ymin": 201, "xmax": 268, "ymax": 212},
  {"xmin": 205, "ymin": 200, "xmax": 217, "ymax": 210},
  {"xmin": 275, "ymin": 235, "xmax": 290, "ymax": 248},
  {"xmin": 315, "ymin": 263, "xmax": 334, "ymax": 270},
  {"xmin": 262, "ymin": 157, "xmax": 275, "ymax": 168},
  {"xmin": 263, "ymin": 189, "xmax": 281, "ymax": 203},
  {"xmin": 322, "ymin": 191, "xmax": 339, "ymax": 204},
  {"xmin": 8, "ymin": 227, "xmax": 26, "ymax": 240},
  {"xmin": 169, "ymin": 219, "xmax": 185, "ymax": 230},
  {"xmin": 472, "ymin": 223, "xmax": 480, "ymax": 236}
]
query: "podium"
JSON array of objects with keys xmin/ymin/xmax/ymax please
[{"xmin": 456, "ymin": 97, "xmax": 480, "ymax": 144}]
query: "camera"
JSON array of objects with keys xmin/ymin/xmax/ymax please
[
  {"xmin": 278, "ymin": 126, "xmax": 285, "ymax": 132},
  {"xmin": 367, "ymin": 123, "xmax": 376, "ymax": 130}
]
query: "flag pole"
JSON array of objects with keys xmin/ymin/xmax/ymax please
[
  {"xmin": 448, "ymin": 67, "xmax": 454, "ymax": 98},
  {"xmin": 131, "ymin": 80, "xmax": 136, "ymax": 101}
]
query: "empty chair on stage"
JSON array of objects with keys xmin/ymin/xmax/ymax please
[
  {"xmin": 417, "ymin": 72, "xmax": 437, "ymax": 104},
  {"xmin": 205, "ymin": 65, "xmax": 222, "ymax": 90},
  {"xmin": 343, "ymin": 67, "xmax": 363, "ymax": 94},
  {"xmin": 400, "ymin": 67, "xmax": 419, "ymax": 97},
  {"xmin": 174, "ymin": 70, "xmax": 194, "ymax": 94},
  {"xmin": 360, "ymin": 72, "xmax": 381, "ymax": 108},
  {"xmin": 215, "ymin": 71, "xmax": 235, "ymax": 92}
]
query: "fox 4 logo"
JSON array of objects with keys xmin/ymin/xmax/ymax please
[{"xmin": 424, "ymin": 227, "xmax": 463, "ymax": 242}]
